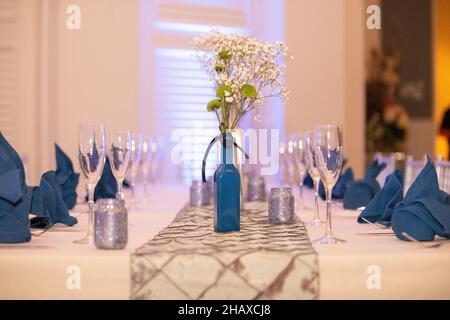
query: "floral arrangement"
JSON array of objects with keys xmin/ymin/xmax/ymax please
[
  {"xmin": 366, "ymin": 49, "xmax": 409, "ymax": 153},
  {"xmin": 191, "ymin": 30, "xmax": 291, "ymax": 134},
  {"xmin": 367, "ymin": 104, "xmax": 409, "ymax": 153}
]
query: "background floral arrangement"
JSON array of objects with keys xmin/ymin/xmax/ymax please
[
  {"xmin": 192, "ymin": 30, "xmax": 291, "ymax": 134},
  {"xmin": 366, "ymin": 48, "xmax": 409, "ymax": 153},
  {"xmin": 367, "ymin": 104, "xmax": 409, "ymax": 153}
]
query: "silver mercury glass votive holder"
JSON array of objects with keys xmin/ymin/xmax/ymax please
[
  {"xmin": 268, "ymin": 187, "xmax": 294, "ymax": 224},
  {"xmin": 94, "ymin": 199, "xmax": 128, "ymax": 250},
  {"xmin": 247, "ymin": 176, "xmax": 267, "ymax": 202},
  {"xmin": 190, "ymin": 180, "xmax": 212, "ymax": 207},
  {"xmin": 207, "ymin": 176, "xmax": 215, "ymax": 196}
]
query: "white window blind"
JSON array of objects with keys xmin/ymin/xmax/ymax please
[{"xmin": 151, "ymin": 0, "xmax": 249, "ymax": 184}]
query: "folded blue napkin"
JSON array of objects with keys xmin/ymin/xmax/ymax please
[
  {"xmin": 0, "ymin": 133, "xmax": 43, "ymax": 213},
  {"xmin": 308, "ymin": 158, "xmax": 349, "ymax": 194},
  {"xmin": 391, "ymin": 158, "xmax": 450, "ymax": 241},
  {"xmin": 0, "ymin": 132, "xmax": 42, "ymax": 243},
  {"xmin": 0, "ymin": 169, "xmax": 32, "ymax": 243},
  {"xmin": 94, "ymin": 158, "xmax": 118, "ymax": 200},
  {"xmin": 55, "ymin": 144, "xmax": 80, "ymax": 209},
  {"xmin": 343, "ymin": 160, "xmax": 387, "ymax": 209},
  {"xmin": 30, "ymin": 171, "xmax": 78, "ymax": 229},
  {"xmin": 358, "ymin": 169, "xmax": 403, "ymax": 225},
  {"xmin": 303, "ymin": 173, "xmax": 314, "ymax": 188},
  {"xmin": 319, "ymin": 167, "xmax": 354, "ymax": 200}
]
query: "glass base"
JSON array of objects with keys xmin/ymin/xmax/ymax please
[
  {"xmin": 307, "ymin": 218, "xmax": 325, "ymax": 227},
  {"xmin": 313, "ymin": 235, "xmax": 346, "ymax": 244},
  {"xmin": 142, "ymin": 195, "xmax": 152, "ymax": 204},
  {"xmin": 73, "ymin": 235, "xmax": 93, "ymax": 245}
]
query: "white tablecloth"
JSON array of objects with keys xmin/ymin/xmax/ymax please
[
  {"xmin": 299, "ymin": 192, "xmax": 450, "ymax": 299},
  {"xmin": 0, "ymin": 186, "xmax": 449, "ymax": 299},
  {"xmin": 0, "ymin": 185, "xmax": 188, "ymax": 299}
]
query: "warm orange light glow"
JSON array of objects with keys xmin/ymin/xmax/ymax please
[{"xmin": 434, "ymin": 0, "xmax": 450, "ymax": 159}]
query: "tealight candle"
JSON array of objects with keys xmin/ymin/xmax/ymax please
[
  {"xmin": 94, "ymin": 199, "xmax": 128, "ymax": 250},
  {"xmin": 207, "ymin": 176, "xmax": 215, "ymax": 196},
  {"xmin": 190, "ymin": 180, "xmax": 212, "ymax": 207},
  {"xmin": 247, "ymin": 176, "xmax": 267, "ymax": 202},
  {"xmin": 268, "ymin": 187, "xmax": 294, "ymax": 224}
]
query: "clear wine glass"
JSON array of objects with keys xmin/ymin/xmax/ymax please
[
  {"xmin": 279, "ymin": 141, "xmax": 289, "ymax": 185},
  {"xmin": 284, "ymin": 140, "xmax": 297, "ymax": 188},
  {"xmin": 128, "ymin": 133, "xmax": 143, "ymax": 206},
  {"xmin": 313, "ymin": 125, "xmax": 345, "ymax": 244},
  {"xmin": 108, "ymin": 130, "xmax": 132, "ymax": 201},
  {"xmin": 75, "ymin": 124, "xmax": 106, "ymax": 245},
  {"xmin": 140, "ymin": 137, "xmax": 157, "ymax": 200},
  {"xmin": 289, "ymin": 134, "xmax": 307, "ymax": 210},
  {"xmin": 304, "ymin": 131, "xmax": 325, "ymax": 226}
]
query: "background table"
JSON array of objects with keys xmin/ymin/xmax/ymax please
[{"xmin": 0, "ymin": 186, "xmax": 449, "ymax": 299}]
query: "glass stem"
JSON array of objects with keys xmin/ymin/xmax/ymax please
[
  {"xmin": 117, "ymin": 179, "xmax": 124, "ymax": 200},
  {"xmin": 325, "ymin": 185, "xmax": 333, "ymax": 237},
  {"xmin": 313, "ymin": 178, "xmax": 320, "ymax": 221},
  {"xmin": 143, "ymin": 169, "xmax": 149, "ymax": 196},
  {"xmin": 87, "ymin": 184, "xmax": 95, "ymax": 242},
  {"xmin": 298, "ymin": 177, "xmax": 304, "ymax": 209},
  {"xmin": 130, "ymin": 175, "xmax": 135, "ymax": 200}
]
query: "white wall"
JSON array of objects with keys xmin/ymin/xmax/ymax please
[
  {"xmin": 285, "ymin": 0, "xmax": 366, "ymax": 177},
  {"xmin": 41, "ymin": 0, "xmax": 140, "ymax": 178},
  {"xmin": 0, "ymin": 0, "xmax": 41, "ymax": 184}
]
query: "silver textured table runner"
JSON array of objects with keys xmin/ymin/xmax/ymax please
[{"xmin": 130, "ymin": 202, "xmax": 319, "ymax": 300}]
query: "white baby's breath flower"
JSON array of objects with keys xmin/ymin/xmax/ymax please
[{"xmin": 191, "ymin": 29, "xmax": 291, "ymax": 130}]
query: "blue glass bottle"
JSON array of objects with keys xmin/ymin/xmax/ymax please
[{"xmin": 214, "ymin": 134, "xmax": 240, "ymax": 232}]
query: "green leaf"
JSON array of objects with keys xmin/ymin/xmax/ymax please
[
  {"xmin": 240, "ymin": 84, "xmax": 257, "ymax": 98},
  {"xmin": 217, "ymin": 51, "xmax": 232, "ymax": 60},
  {"xmin": 216, "ymin": 85, "xmax": 232, "ymax": 98},
  {"xmin": 207, "ymin": 99, "xmax": 221, "ymax": 112}
]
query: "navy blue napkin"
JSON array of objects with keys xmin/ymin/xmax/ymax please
[
  {"xmin": 93, "ymin": 157, "xmax": 131, "ymax": 201},
  {"xmin": 391, "ymin": 158, "xmax": 450, "ymax": 241},
  {"xmin": 30, "ymin": 171, "xmax": 78, "ymax": 229},
  {"xmin": 343, "ymin": 160, "xmax": 387, "ymax": 209},
  {"xmin": 0, "ymin": 133, "xmax": 43, "ymax": 214},
  {"xmin": 358, "ymin": 169, "xmax": 403, "ymax": 225},
  {"xmin": 94, "ymin": 158, "xmax": 117, "ymax": 200},
  {"xmin": 303, "ymin": 173, "xmax": 314, "ymax": 188},
  {"xmin": 0, "ymin": 132, "xmax": 42, "ymax": 243},
  {"xmin": 55, "ymin": 144, "xmax": 79, "ymax": 209},
  {"xmin": 0, "ymin": 168, "xmax": 32, "ymax": 243},
  {"xmin": 319, "ymin": 167, "xmax": 354, "ymax": 200}
]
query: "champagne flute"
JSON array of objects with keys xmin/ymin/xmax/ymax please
[
  {"xmin": 313, "ymin": 125, "xmax": 345, "ymax": 244},
  {"xmin": 108, "ymin": 130, "xmax": 132, "ymax": 201},
  {"xmin": 304, "ymin": 131, "xmax": 325, "ymax": 226},
  {"xmin": 284, "ymin": 141, "xmax": 297, "ymax": 187},
  {"xmin": 75, "ymin": 124, "xmax": 106, "ymax": 245},
  {"xmin": 140, "ymin": 137, "xmax": 157, "ymax": 200},
  {"xmin": 279, "ymin": 141, "xmax": 289, "ymax": 185},
  {"xmin": 128, "ymin": 133, "xmax": 143, "ymax": 205},
  {"xmin": 289, "ymin": 134, "xmax": 307, "ymax": 209}
]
